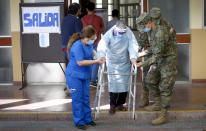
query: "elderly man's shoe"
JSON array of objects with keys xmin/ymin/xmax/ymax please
[{"xmin": 109, "ymin": 105, "xmax": 116, "ymax": 115}]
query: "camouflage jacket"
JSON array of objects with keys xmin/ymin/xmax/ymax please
[
  {"xmin": 142, "ymin": 25, "xmax": 177, "ymax": 67},
  {"xmin": 138, "ymin": 17, "xmax": 176, "ymax": 53},
  {"xmin": 160, "ymin": 17, "xmax": 176, "ymax": 42}
]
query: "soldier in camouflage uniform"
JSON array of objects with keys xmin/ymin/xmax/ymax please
[
  {"xmin": 136, "ymin": 25, "xmax": 151, "ymax": 108},
  {"xmin": 136, "ymin": 12, "xmax": 178, "ymax": 125},
  {"xmin": 136, "ymin": 8, "xmax": 176, "ymax": 109}
]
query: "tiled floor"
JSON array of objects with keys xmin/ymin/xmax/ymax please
[{"xmin": 0, "ymin": 83, "xmax": 206, "ymax": 112}]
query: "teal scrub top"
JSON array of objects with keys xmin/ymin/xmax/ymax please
[{"xmin": 66, "ymin": 40, "xmax": 93, "ymax": 80}]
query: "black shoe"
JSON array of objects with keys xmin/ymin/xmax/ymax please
[
  {"xmin": 90, "ymin": 81, "xmax": 97, "ymax": 87},
  {"xmin": 86, "ymin": 121, "xmax": 96, "ymax": 126},
  {"xmin": 76, "ymin": 125, "xmax": 87, "ymax": 130},
  {"xmin": 109, "ymin": 105, "xmax": 116, "ymax": 115}
]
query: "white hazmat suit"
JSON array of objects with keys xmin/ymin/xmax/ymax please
[{"xmin": 96, "ymin": 24, "xmax": 139, "ymax": 92}]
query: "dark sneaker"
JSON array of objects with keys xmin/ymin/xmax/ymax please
[
  {"xmin": 86, "ymin": 121, "xmax": 96, "ymax": 126},
  {"xmin": 76, "ymin": 125, "xmax": 87, "ymax": 130},
  {"xmin": 109, "ymin": 105, "xmax": 116, "ymax": 115},
  {"xmin": 90, "ymin": 81, "xmax": 97, "ymax": 87}
]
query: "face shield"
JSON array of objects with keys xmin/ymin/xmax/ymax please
[
  {"xmin": 113, "ymin": 26, "xmax": 127, "ymax": 39},
  {"xmin": 113, "ymin": 20, "xmax": 127, "ymax": 38}
]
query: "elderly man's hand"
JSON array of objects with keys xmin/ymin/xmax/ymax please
[
  {"xmin": 96, "ymin": 57, "xmax": 106, "ymax": 65},
  {"xmin": 130, "ymin": 58, "xmax": 137, "ymax": 65},
  {"xmin": 137, "ymin": 62, "xmax": 142, "ymax": 67}
]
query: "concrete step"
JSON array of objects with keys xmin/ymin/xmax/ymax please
[
  {"xmin": 0, "ymin": 110, "xmax": 206, "ymax": 121},
  {"xmin": 1, "ymin": 120, "xmax": 206, "ymax": 131}
]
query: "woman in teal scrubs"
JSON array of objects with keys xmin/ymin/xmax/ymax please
[{"xmin": 66, "ymin": 25, "xmax": 105, "ymax": 130}]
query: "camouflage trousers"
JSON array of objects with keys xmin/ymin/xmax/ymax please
[
  {"xmin": 145, "ymin": 64, "xmax": 177, "ymax": 109},
  {"xmin": 142, "ymin": 56, "xmax": 152, "ymax": 93},
  {"xmin": 142, "ymin": 65, "xmax": 150, "ymax": 92}
]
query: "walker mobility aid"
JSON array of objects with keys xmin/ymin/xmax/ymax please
[{"xmin": 93, "ymin": 63, "xmax": 137, "ymax": 120}]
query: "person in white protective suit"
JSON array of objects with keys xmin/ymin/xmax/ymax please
[{"xmin": 96, "ymin": 20, "xmax": 139, "ymax": 115}]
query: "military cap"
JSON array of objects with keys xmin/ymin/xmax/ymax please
[
  {"xmin": 149, "ymin": 7, "xmax": 161, "ymax": 19},
  {"xmin": 136, "ymin": 12, "xmax": 150, "ymax": 25}
]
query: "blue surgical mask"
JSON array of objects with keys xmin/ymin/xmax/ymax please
[
  {"xmin": 85, "ymin": 37, "xmax": 97, "ymax": 45},
  {"xmin": 143, "ymin": 27, "xmax": 151, "ymax": 33},
  {"xmin": 117, "ymin": 33, "xmax": 123, "ymax": 39},
  {"xmin": 113, "ymin": 29, "xmax": 125, "ymax": 39},
  {"xmin": 86, "ymin": 39, "xmax": 95, "ymax": 45}
]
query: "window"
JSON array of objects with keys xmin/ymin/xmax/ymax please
[
  {"xmin": 95, "ymin": 0, "xmax": 114, "ymax": 20},
  {"xmin": 96, "ymin": 0, "xmax": 140, "ymax": 30},
  {"xmin": 148, "ymin": 0, "xmax": 189, "ymax": 33},
  {"xmin": 72, "ymin": 0, "xmax": 79, "ymax": 3},
  {"xmin": 108, "ymin": 0, "xmax": 114, "ymax": 21},
  {"xmin": 34, "ymin": 0, "xmax": 64, "ymax": 2},
  {"xmin": 96, "ymin": 0, "xmax": 102, "ymax": 8},
  {"xmin": 0, "ymin": 0, "xmax": 11, "ymax": 36},
  {"xmin": 119, "ymin": 3, "xmax": 140, "ymax": 30}
]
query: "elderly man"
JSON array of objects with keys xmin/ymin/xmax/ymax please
[
  {"xmin": 96, "ymin": 20, "xmax": 139, "ymax": 115},
  {"xmin": 136, "ymin": 13, "xmax": 177, "ymax": 125}
]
